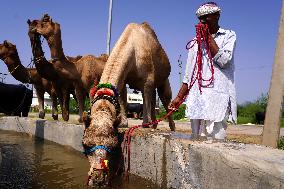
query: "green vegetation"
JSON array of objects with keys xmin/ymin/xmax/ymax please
[
  {"xmin": 156, "ymin": 104, "xmax": 186, "ymax": 120},
  {"xmin": 237, "ymin": 93, "xmax": 284, "ymax": 127},
  {"xmin": 277, "ymin": 137, "xmax": 284, "ymax": 150},
  {"xmin": 69, "ymin": 97, "xmax": 90, "ymax": 114},
  {"xmin": 237, "ymin": 93, "xmax": 267, "ymax": 124}
]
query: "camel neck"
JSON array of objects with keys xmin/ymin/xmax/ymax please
[
  {"xmin": 5, "ymin": 55, "xmax": 33, "ymax": 84},
  {"xmin": 46, "ymin": 32, "xmax": 67, "ymax": 61},
  {"xmin": 100, "ymin": 50, "xmax": 131, "ymax": 91},
  {"xmin": 31, "ymin": 36, "xmax": 59, "ymax": 81}
]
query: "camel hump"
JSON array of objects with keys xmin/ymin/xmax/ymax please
[
  {"xmin": 124, "ymin": 22, "xmax": 158, "ymax": 40},
  {"xmin": 140, "ymin": 22, "xmax": 158, "ymax": 39},
  {"xmin": 98, "ymin": 54, "xmax": 109, "ymax": 62},
  {"xmin": 66, "ymin": 55, "xmax": 82, "ymax": 62},
  {"xmin": 141, "ymin": 22, "xmax": 151, "ymax": 28}
]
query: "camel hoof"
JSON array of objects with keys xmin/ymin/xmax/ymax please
[
  {"xmin": 169, "ymin": 122, "xmax": 175, "ymax": 132},
  {"xmin": 119, "ymin": 119, "xmax": 128, "ymax": 128},
  {"xmin": 151, "ymin": 123, "xmax": 158, "ymax": 129},
  {"xmin": 62, "ymin": 114, "xmax": 69, "ymax": 121},
  {"xmin": 52, "ymin": 114, "xmax": 58, "ymax": 120},
  {"xmin": 39, "ymin": 111, "xmax": 45, "ymax": 119},
  {"xmin": 78, "ymin": 117, "xmax": 83, "ymax": 123},
  {"xmin": 118, "ymin": 114, "xmax": 128, "ymax": 128}
]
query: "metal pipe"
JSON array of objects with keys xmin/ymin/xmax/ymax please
[{"xmin": 106, "ymin": 0, "xmax": 113, "ymax": 55}]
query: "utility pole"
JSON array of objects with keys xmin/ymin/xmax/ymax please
[
  {"xmin": 106, "ymin": 0, "xmax": 113, "ymax": 55},
  {"xmin": 262, "ymin": 0, "xmax": 284, "ymax": 148},
  {"xmin": 178, "ymin": 54, "xmax": 183, "ymax": 86}
]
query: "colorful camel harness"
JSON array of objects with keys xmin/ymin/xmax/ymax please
[
  {"xmin": 83, "ymin": 82, "xmax": 120, "ymax": 155},
  {"xmin": 83, "ymin": 83, "xmax": 120, "ymax": 184}
]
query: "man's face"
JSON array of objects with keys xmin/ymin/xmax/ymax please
[{"xmin": 198, "ymin": 12, "xmax": 220, "ymax": 27}]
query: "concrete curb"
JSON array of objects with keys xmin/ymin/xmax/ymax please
[{"xmin": 0, "ymin": 116, "xmax": 284, "ymax": 189}]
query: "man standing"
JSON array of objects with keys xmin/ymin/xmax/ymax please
[{"xmin": 169, "ymin": 2, "xmax": 237, "ymax": 140}]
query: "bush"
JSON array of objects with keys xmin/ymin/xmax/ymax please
[
  {"xmin": 237, "ymin": 93, "xmax": 268, "ymax": 124},
  {"xmin": 156, "ymin": 104, "xmax": 186, "ymax": 120},
  {"xmin": 277, "ymin": 137, "xmax": 284, "ymax": 150},
  {"xmin": 237, "ymin": 116, "xmax": 254, "ymax": 124},
  {"xmin": 69, "ymin": 97, "xmax": 90, "ymax": 114}
]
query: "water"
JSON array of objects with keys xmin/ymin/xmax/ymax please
[{"xmin": 0, "ymin": 129, "xmax": 159, "ymax": 189}]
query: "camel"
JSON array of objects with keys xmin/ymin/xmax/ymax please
[
  {"xmin": 82, "ymin": 22, "xmax": 175, "ymax": 186},
  {"xmin": 31, "ymin": 14, "xmax": 107, "ymax": 122},
  {"xmin": 27, "ymin": 19, "xmax": 79, "ymax": 121},
  {"xmin": 0, "ymin": 40, "xmax": 58, "ymax": 120}
]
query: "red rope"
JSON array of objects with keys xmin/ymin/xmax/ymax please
[
  {"xmin": 122, "ymin": 22, "xmax": 214, "ymax": 179},
  {"xmin": 186, "ymin": 23, "xmax": 214, "ymax": 94}
]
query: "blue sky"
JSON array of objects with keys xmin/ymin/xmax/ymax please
[{"xmin": 0, "ymin": 0, "xmax": 282, "ymax": 104}]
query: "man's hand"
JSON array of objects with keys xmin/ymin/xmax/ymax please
[{"xmin": 168, "ymin": 96, "xmax": 183, "ymax": 111}]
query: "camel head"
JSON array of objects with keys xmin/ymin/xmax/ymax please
[
  {"xmin": 0, "ymin": 40, "xmax": 18, "ymax": 65},
  {"xmin": 82, "ymin": 91, "xmax": 120, "ymax": 187},
  {"xmin": 27, "ymin": 19, "xmax": 39, "ymax": 39},
  {"xmin": 27, "ymin": 19, "xmax": 45, "ymax": 58},
  {"xmin": 31, "ymin": 14, "xmax": 60, "ymax": 40}
]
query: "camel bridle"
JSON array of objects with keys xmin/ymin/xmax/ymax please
[{"xmin": 31, "ymin": 32, "xmax": 46, "ymax": 64}]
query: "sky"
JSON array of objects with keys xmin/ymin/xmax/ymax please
[{"xmin": 0, "ymin": 0, "xmax": 282, "ymax": 104}]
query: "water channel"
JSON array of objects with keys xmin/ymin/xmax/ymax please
[{"xmin": 0, "ymin": 129, "xmax": 158, "ymax": 189}]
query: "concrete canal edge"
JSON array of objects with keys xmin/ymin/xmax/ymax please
[{"xmin": 0, "ymin": 116, "xmax": 283, "ymax": 189}]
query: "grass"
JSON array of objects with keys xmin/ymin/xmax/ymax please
[
  {"xmin": 277, "ymin": 137, "xmax": 284, "ymax": 150},
  {"xmin": 227, "ymin": 134, "xmax": 262, "ymax": 144},
  {"xmin": 237, "ymin": 116, "xmax": 284, "ymax": 128},
  {"xmin": 237, "ymin": 116, "xmax": 255, "ymax": 125}
]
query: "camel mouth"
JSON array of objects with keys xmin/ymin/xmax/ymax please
[
  {"xmin": 86, "ymin": 149, "xmax": 111, "ymax": 187},
  {"xmin": 87, "ymin": 168, "xmax": 110, "ymax": 187}
]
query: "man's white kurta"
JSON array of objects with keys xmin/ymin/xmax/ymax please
[{"xmin": 183, "ymin": 27, "xmax": 237, "ymax": 123}]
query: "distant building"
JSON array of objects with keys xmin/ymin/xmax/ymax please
[{"xmin": 31, "ymin": 89, "xmax": 53, "ymax": 109}]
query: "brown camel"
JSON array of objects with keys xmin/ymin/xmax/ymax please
[
  {"xmin": 82, "ymin": 22, "xmax": 175, "ymax": 186},
  {"xmin": 27, "ymin": 19, "xmax": 79, "ymax": 121},
  {"xmin": 0, "ymin": 40, "xmax": 58, "ymax": 120},
  {"xmin": 31, "ymin": 14, "xmax": 107, "ymax": 122}
]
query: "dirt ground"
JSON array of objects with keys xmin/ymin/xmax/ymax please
[{"xmin": 27, "ymin": 113, "xmax": 284, "ymax": 145}]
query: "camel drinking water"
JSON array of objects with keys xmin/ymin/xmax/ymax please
[
  {"xmin": 0, "ymin": 40, "xmax": 58, "ymax": 120},
  {"xmin": 31, "ymin": 14, "xmax": 107, "ymax": 122},
  {"xmin": 82, "ymin": 22, "xmax": 175, "ymax": 186}
]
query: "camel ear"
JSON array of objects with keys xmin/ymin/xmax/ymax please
[
  {"xmin": 42, "ymin": 14, "xmax": 51, "ymax": 22},
  {"xmin": 27, "ymin": 19, "xmax": 31, "ymax": 25},
  {"xmin": 3, "ymin": 40, "xmax": 8, "ymax": 46}
]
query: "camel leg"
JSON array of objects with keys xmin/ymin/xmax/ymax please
[
  {"xmin": 35, "ymin": 87, "xmax": 45, "ymax": 119},
  {"xmin": 142, "ymin": 81, "xmax": 154, "ymax": 127},
  {"xmin": 50, "ymin": 90, "xmax": 58, "ymax": 120},
  {"xmin": 157, "ymin": 79, "xmax": 175, "ymax": 131},
  {"xmin": 118, "ymin": 85, "xmax": 128, "ymax": 127},
  {"xmin": 74, "ymin": 83, "xmax": 85, "ymax": 123},
  {"xmin": 62, "ymin": 89, "xmax": 70, "ymax": 121},
  {"xmin": 54, "ymin": 86, "xmax": 64, "ymax": 120},
  {"xmin": 151, "ymin": 90, "xmax": 158, "ymax": 129}
]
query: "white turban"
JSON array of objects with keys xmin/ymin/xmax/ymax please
[{"xmin": 196, "ymin": 2, "xmax": 221, "ymax": 18}]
